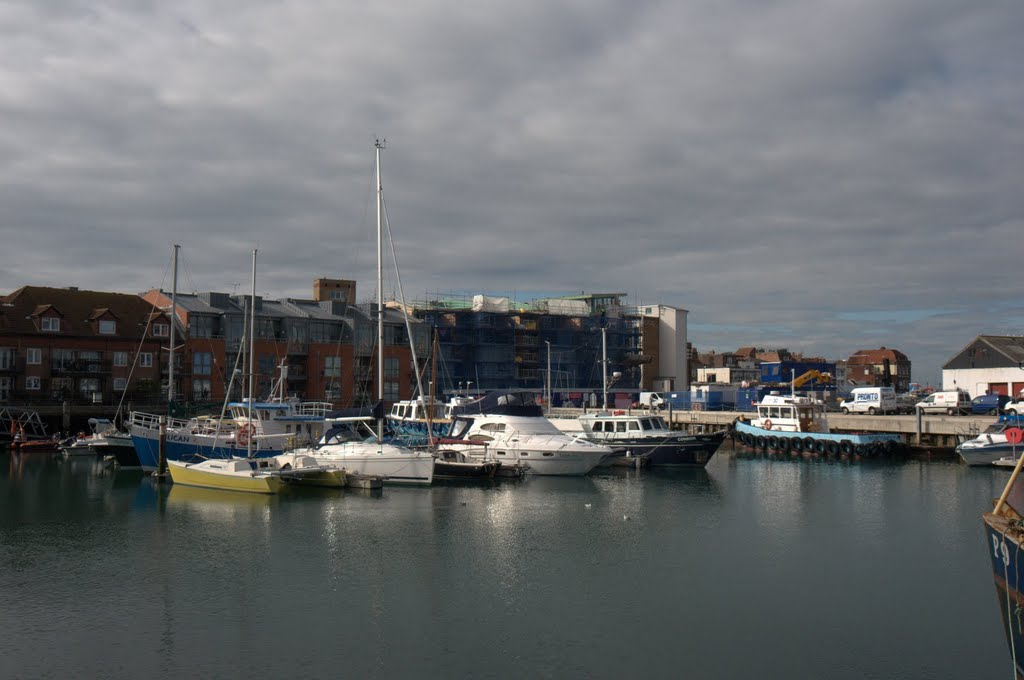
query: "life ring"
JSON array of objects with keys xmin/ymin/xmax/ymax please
[
  {"xmin": 236, "ymin": 424, "xmax": 256, "ymax": 447},
  {"xmin": 763, "ymin": 419, "xmax": 773, "ymax": 431}
]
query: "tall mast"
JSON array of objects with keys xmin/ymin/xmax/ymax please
[
  {"xmin": 248, "ymin": 249, "xmax": 257, "ymax": 458},
  {"xmin": 602, "ymin": 327, "xmax": 608, "ymax": 410},
  {"xmin": 167, "ymin": 244, "xmax": 179, "ymax": 410},
  {"xmin": 376, "ymin": 139, "xmax": 385, "ymax": 444}
]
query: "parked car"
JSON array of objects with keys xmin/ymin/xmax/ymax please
[
  {"xmin": 971, "ymin": 394, "xmax": 1011, "ymax": 415},
  {"xmin": 1006, "ymin": 398, "xmax": 1024, "ymax": 416}
]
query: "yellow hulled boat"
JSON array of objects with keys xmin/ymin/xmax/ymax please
[{"xmin": 168, "ymin": 458, "xmax": 282, "ymax": 494}]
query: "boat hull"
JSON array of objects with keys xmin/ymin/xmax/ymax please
[
  {"xmin": 734, "ymin": 420, "xmax": 904, "ymax": 456},
  {"xmin": 130, "ymin": 425, "xmax": 280, "ymax": 472},
  {"xmin": 983, "ymin": 512, "xmax": 1024, "ymax": 680},
  {"xmin": 960, "ymin": 443, "xmax": 1022, "ymax": 467},
  {"xmin": 433, "ymin": 459, "xmax": 501, "ymax": 480},
  {"xmin": 306, "ymin": 446, "xmax": 434, "ymax": 485},
  {"xmin": 167, "ymin": 459, "xmax": 282, "ymax": 494},
  {"xmin": 607, "ymin": 431, "xmax": 726, "ymax": 467}
]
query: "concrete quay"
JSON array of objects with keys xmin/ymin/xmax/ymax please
[{"xmin": 549, "ymin": 407, "xmax": 993, "ymax": 449}]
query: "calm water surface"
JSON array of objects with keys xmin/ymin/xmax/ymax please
[{"xmin": 0, "ymin": 447, "xmax": 1012, "ymax": 679}]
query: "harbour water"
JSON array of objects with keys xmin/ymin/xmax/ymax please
[{"xmin": 0, "ymin": 447, "xmax": 1012, "ymax": 679}]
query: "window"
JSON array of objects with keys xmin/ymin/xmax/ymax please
[
  {"xmin": 80, "ymin": 351, "xmax": 101, "ymax": 372},
  {"xmin": 113, "ymin": 377, "xmax": 127, "ymax": 392},
  {"xmin": 152, "ymin": 323, "xmax": 169, "ymax": 337},
  {"xmin": 41, "ymin": 317, "xmax": 60, "ymax": 332},
  {"xmin": 113, "ymin": 352, "xmax": 128, "ymax": 367},
  {"xmin": 52, "ymin": 349, "xmax": 74, "ymax": 371},
  {"xmin": 78, "ymin": 378, "xmax": 100, "ymax": 397},
  {"xmin": 192, "ymin": 379, "xmax": 212, "ymax": 400},
  {"xmin": 99, "ymin": 319, "xmax": 116, "ymax": 335},
  {"xmin": 384, "ymin": 357, "xmax": 399, "ymax": 378},
  {"xmin": 0, "ymin": 348, "xmax": 13, "ymax": 370},
  {"xmin": 193, "ymin": 352, "xmax": 212, "ymax": 376},
  {"xmin": 324, "ymin": 356, "xmax": 342, "ymax": 377},
  {"xmin": 383, "ymin": 382, "xmax": 400, "ymax": 401},
  {"xmin": 139, "ymin": 352, "xmax": 153, "ymax": 368},
  {"xmin": 25, "ymin": 376, "xmax": 41, "ymax": 390},
  {"xmin": 27, "ymin": 348, "xmax": 41, "ymax": 365}
]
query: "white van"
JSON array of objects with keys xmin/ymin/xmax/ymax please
[
  {"xmin": 840, "ymin": 386, "xmax": 897, "ymax": 415},
  {"xmin": 915, "ymin": 390, "xmax": 971, "ymax": 415},
  {"xmin": 637, "ymin": 392, "xmax": 665, "ymax": 410}
]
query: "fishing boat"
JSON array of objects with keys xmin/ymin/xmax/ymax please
[
  {"xmin": 981, "ymin": 434, "xmax": 1024, "ymax": 678},
  {"xmin": 734, "ymin": 391, "xmax": 905, "ymax": 456},
  {"xmin": 300, "ymin": 141, "xmax": 433, "ymax": 486},
  {"xmin": 551, "ymin": 411, "xmax": 726, "ymax": 467},
  {"xmin": 957, "ymin": 415, "xmax": 1024, "ymax": 466},
  {"xmin": 443, "ymin": 391, "xmax": 612, "ymax": 476}
]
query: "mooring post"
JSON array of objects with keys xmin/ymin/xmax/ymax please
[
  {"xmin": 155, "ymin": 416, "xmax": 168, "ymax": 481},
  {"xmin": 915, "ymin": 406, "xmax": 923, "ymax": 447},
  {"xmin": 61, "ymin": 400, "xmax": 70, "ymax": 436}
]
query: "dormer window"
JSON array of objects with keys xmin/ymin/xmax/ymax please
[
  {"xmin": 99, "ymin": 320, "xmax": 116, "ymax": 335},
  {"xmin": 153, "ymin": 323, "xmax": 169, "ymax": 337},
  {"xmin": 41, "ymin": 317, "xmax": 60, "ymax": 332}
]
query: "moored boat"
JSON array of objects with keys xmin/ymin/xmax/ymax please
[
  {"xmin": 551, "ymin": 411, "xmax": 726, "ymax": 467},
  {"xmin": 734, "ymin": 392, "xmax": 904, "ymax": 457},
  {"xmin": 443, "ymin": 391, "xmax": 613, "ymax": 475},
  {"xmin": 958, "ymin": 415, "xmax": 1024, "ymax": 466},
  {"xmin": 167, "ymin": 458, "xmax": 283, "ymax": 494},
  {"xmin": 981, "ymin": 447, "xmax": 1024, "ymax": 678}
]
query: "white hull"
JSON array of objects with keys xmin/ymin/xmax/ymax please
[
  {"xmin": 306, "ymin": 443, "xmax": 434, "ymax": 485},
  {"xmin": 451, "ymin": 439, "xmax": 608, "ymax": 476}
]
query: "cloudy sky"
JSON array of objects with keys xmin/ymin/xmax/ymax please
[{"xmin": 2, "ymin": 1, "xmax": 1022, "ymax": 387}]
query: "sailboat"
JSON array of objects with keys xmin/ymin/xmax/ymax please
[
  {"xmin": 167, "ymin": 250, "xmax": 345, "ymax": 493},
  {"xmin": 301, "ymin": 141, "xmax": 434, "ymax": 485},
  {"xmin": 129, "ymin": 247, "xmax": 332, "ymax": 472}
]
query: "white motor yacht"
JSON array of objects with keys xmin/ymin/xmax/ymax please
[{"xmin": 444, "ymin": 391, "xmax": 612, "ymax": 475}]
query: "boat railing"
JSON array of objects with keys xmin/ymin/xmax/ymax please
[
  {"xmin": 293, "ymin": 401, "xmax": 335, "ymax": 417},
  {"xmin": 128, "ymin": 411, "xmax": 195, "ymax": 431}
]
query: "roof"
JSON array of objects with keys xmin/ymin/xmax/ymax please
[
  {"xmin": 848, "ymin": 347, "xmax": 910, "ymax": 364},
  {"xmin": 943, "ymin": 335, "xmax": 1024, "ymax": 370},
  {"xmin": 0, "ymin": 286, "xmax": 163, "ymax": 338}
]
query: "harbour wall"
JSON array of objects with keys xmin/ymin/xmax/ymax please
[{"xmin": 549, "ymin": 407, "xmax": 990, "ymax": 449}]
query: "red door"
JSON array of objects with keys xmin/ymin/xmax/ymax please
[
  {"xmin": 1014, "ymin": 382, "xmax": 1024, "ymax": 397},
  {"xmin": 991, "ymin": 383, "xmax": 1009, "ymax": 396}
]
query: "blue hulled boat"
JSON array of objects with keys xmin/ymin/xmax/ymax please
[
  {"xmin": 734, "ymin": 392, "xmax": 905, "ymax": 457},
  {"xmin": 982, "ymin": 459, "xmax": 1024, "ymax": 679}
]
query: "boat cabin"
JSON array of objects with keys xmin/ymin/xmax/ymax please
[
  {"xmin": 752, "ymin": 393, "xmax": 828, "ymax": 433},
  {"xmin": 578, "ymin": 414, "xmax": 672, "ymax": 441},
  {"xmin": 389, "ymin": 398, "xmax": 448, "ymax": 423}
]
